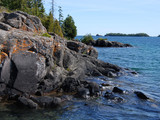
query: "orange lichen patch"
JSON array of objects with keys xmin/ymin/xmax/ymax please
[
  {"xmin": 12, "ymin": 39, "xmax": 33, "ymax": 54},
  {"xmin": 0, "ymin": 44, "xmax": 5, "ymax": 49},
  {"xmin": 0, "ymin": 52, "xmax": 8, "ymax": 64},
  {"xmin": 2, "ymin": 41, "xmax": 7, "ymax": 45},
  {"xmin": 50, "ymin": 37, "xmax": 53, "ymax": 41},
  {"xmin": 21, "ymin": 24, "xmax": 33, "ymax": 32},
  {"xmin": 0, "ymin": 43, "xmax": 10, "ymax": 57},
  {"xmin": 55, "ymin": 42, "xmax": 61, "ymax": 49},
  {"xmin": 45, "ymin": 39, "xmax": 53, "ymax": 43},
  {"xmin": 21, "ymin": 24, "xmax": 27, "ymax": 31},
  {"xmin": 33, "ymin": 26, "xmax": 38, "ymax": 33},
  {"xmin": 27, "ymin": 51, "xmax": 35, "ymax": 54},
  {"xmin": 30, "ymin": 20, "xmax": 39, "ymax": 33},
  {"xmin": 52, "ymin": 42, "xmax": 61, "ymax": 55},
  {"xmin": 37, "ymin": 53, "xmax": 46, "ymax": 60},
  {"xmin": 78, "ymin": 46, "xmax": 81, "ymax": 50},
  {"xmin": 87, "ymin": 47, "xmax": 93, "ymax": 53}
]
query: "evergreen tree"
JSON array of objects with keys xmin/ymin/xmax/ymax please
[
  {"xmin": 47, "ymin": 12, "xmax": 54, "ymax": 32},
  {"xmin": 62, "ymin": 15, "xmax": 77, "ymax": 40},
  {"xmin": 0, "ymin": 0, "xmax": 45, "ymax": 17},
  {"xmin": 53, "ymin": 19, "xmax": 63, "ymax": 37},
  {"xmin": 58, "ymin": 6, "xmax": 63, "ymax": 27},
  {"xmin": 39, "ymin": 4, "xmax": 45, "ymax": 17},
  {"xmin": 21, "ymin": 0, "xmax": 29, "ymax": 12}
]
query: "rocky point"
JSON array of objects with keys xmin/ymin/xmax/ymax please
[{"xmin": 0, "ymin": 11, "xmax": 137, "ymax": 109}]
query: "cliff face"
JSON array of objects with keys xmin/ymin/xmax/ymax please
[{"xmin": 0, "ymin": 11, "xmax": 130, "ymax": 108}]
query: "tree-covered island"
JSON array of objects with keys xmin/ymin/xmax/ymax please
[{"xmin": 105, "ymin": 33, "xmax": 150, "ymax": 37}]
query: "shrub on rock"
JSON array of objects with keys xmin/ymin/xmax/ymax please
[{"xmin": 81, "ymin": 34, "xmax": 94, "ymax": 45}]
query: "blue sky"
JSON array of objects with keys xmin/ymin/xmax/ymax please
[{"xmin": 44, "ymin": 0, "xmax": 160, "ymax": 36}]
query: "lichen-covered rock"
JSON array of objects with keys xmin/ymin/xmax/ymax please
[
  {"xmin": 0, "ymin": 11, "xmax": 47, "ymax": 33},
  {"xmin": 0, "ymin": 11, "xmax": 133, "ymax": 108},
  {"xmin": 67, "ymin": 41, "xmax": 98, "ymax": 58}
]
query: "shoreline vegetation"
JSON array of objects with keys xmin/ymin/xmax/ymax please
[{"xmin": 80, "ymin": 34, "xmax": 132, "ymax": 47}]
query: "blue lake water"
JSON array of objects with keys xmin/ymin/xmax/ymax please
[{"xmin": 0, "ymin": 36, "xmax": 160, "ymax": 120}]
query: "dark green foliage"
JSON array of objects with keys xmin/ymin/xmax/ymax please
[
  {"xmin": 105, "ymin": 33, "xmax": 149, "ymax": 37},
  {"xmin": 105, "ymin": 33, "xmax": 127, "ymax": 36},
  {"xmin": 53, "ymin": 19, "xmax": 63, "ymax": 37},
  {"xmin": 62, "ymin": 15, "xmax": 77, "ymax": 40},
  {"xmin": 0, "ymin": 0, "xmax": 45, "ymax": 17},
  {"xmin": 0, "ymin": 6, "xmax": 10, "ymax": 13},
  {"xmin": 47, "ymin": 12, "xmax": 54, "ymax": 33},
  {"xmin": 97, "ymin": 38, "xmax": 108, "ymax": 41},
  {"xmin": 45, "ymin": 12, "xmax": 63, "ymax": 37},
  {"xmin": 81, "ymin": 34, "xmax": 94, "ymax": 45}
]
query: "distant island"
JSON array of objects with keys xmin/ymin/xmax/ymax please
[
  {"xmin": 96, "ymin": 34, "xmax": 103, "ymax": 36},
  {"xmin": 105, "ymin": 33, "xmax": 150, "ymax": 37},
  {"xmin": 158, "ymin": 35, "xmax": 160, "ymax": 37}
]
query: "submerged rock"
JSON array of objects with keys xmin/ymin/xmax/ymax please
[
  {"xmin": 31, "ymin": 96, "xmax": 62, "ymax": 108},
  {"xmin": 101, "ymin": 83, "xmax": 111, "ymax": 86},
  {"xmin": 104, "ymin": 91, "xmax": 124, "ymax": 103},
  {"xmin": 87, "ymin": 82, "xmax": 100, "ymax": 96},
  {"xmin": 77, "ymin": 87, "xmax": 90, "ymax": 99},
  {"xmin": 112, "ymin": 87, "xmax": 124, "ymax": 94},
  {"xmin": 18, "ymin": 96, "xmax": 38, "ymax": 109},
  {"xmin": 134, "ymin": 91, "xmax": 149, "ymax": 100}
]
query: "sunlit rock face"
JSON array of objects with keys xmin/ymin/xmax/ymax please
[{"xmin": 0, "ymin": 11, "xmax": 128, "ymax": 108}]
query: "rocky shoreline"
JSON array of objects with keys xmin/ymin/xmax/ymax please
[
  {"xmin": 0, "ymin": 11, "xmax": 148, "ymax": 109},
  {"xmin": 92, "ymin": 39, "xmax": 132, "ymax": 47},
  {"xmin": 85, "ymin": 39, "xmax": 132, "ymax": 47}
]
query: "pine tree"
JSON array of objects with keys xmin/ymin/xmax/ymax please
[
  {"xmin": 0, "ymin": 0, "xmax": 45, "ymax": 17},
  {"xmin": 51, "ymin": 0, "xmax": 54, "ymax": 18},
  {"xmin": 58, "ymin": 6, "xmax": 63, "ymax": 28},
  {"xmin": 53, "ymin": 19, "xmax": 63, "ymax": 37},
  {"xmin": 48, "ymin": 12, "xmax": 54, "ymax": 32},
  {"xmin": 39, "ymin": 4, "xmax": 45, "ymax": 17},
  {"xmin": 21, "ymin": 0, "xmax": 29, "ymax": 12},
  {"xmin": 62, "ymin": 15, "xmax": 77, "ymax": 40}
]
